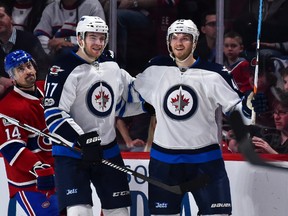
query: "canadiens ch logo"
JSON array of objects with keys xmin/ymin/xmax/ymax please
[
  {"xmin": 87, "ymin": 81, "xmax": 114, "ymax": 117},
  {"xmin": 163, "ymin": 84, "xmax": 198, "ymax": 120},
  {"xmin": 37, "ymin": 128, "xmax": 53, "ymax": 151}
]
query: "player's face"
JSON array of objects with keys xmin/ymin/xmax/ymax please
[
  {"xmin": 0, "ymin": 7, "xmax": 13, "ymax": 35},
  {"xmin": 170, "ymin": 33, "xmax": 193, "ymax": 61},
  {"xmin": 13, "ymin": 61, "xmax": 36, "ymax": 87},
  {"xmin": 83, "ymin": 32, "xmax": 106, "ymax": 59}
]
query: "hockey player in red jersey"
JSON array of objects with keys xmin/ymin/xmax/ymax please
[{"xmin": 0, "ymin": 50, "xmax": 58, "ymax": 215}]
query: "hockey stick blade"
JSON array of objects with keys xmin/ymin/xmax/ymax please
[
  {"xmin": 229, "ymin": 111, "xmax": 288, "ymax": 171},
  {"xmin": 0, "ymin": 112, "xmax": 209, "ymax": 193},
  {"xmin": 102, "ymin": 159, "xmax": 209, "ymax": 194}
]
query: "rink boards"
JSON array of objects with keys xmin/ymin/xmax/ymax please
[{"xmin": 1, "ymin": 153, "xmax": 288, "ymax": 216}]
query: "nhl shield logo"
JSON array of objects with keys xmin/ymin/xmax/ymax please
[
  {"xmin": 86, "ymin": 81, "xmax": 114, "ymax": 117},
  {"xmin": 163, "ymin": 84, "xmax": 198, "ymax": 120}
]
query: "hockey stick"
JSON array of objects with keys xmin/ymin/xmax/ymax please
[
  {"xmin": 229, "ymin": 110, "xmax": 288, "ymax": 171},
  {"xmin": 0, "ymin": 113, "xmax": 209, "ymax": 194},
  {"xmin": 101, "ymin": 159, "xmax": 209, "ymax": 194},
  {"xmin": 251, "ymin": 0, "xmax": 263, "ymax": 124}
]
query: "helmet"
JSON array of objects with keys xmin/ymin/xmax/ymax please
[
  {"xmin": 166, "ymin": 19, "xmax": 199, "ymax": 44},
  {"xmin": 166, "ymin": 19, "xmax": 199, "ymax": 60},
  {"xmin": 76, "ymin": 16, "xmax": 109, "ymax": 46},
  {"xmin": 4, "ymin": 50, "xmax": 34, "ymax": 78}
]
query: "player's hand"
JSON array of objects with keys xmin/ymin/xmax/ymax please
[
  {"xmin": 251, "ymin": 92, "xmax": 268, "ymax": 113},
  {"xmin": 77, "ymin": 131, "xmax": 102, "ymax": 164},
  {"xmin": 31, "ymin": 163, "xmax": 55, "ymax": 198}
]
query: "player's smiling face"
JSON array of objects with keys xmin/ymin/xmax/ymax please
[
  {"xmin": 170, "ymin": 33, "xmax": 193, "ymax": 61},
  {"xmin": 84, "ymin": 32, "xmax": 106, "ymax": 59}
]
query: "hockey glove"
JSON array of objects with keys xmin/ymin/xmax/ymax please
[
  {"xmin": 251, "ymin": 92, "xmax": 268, "ymax": 113},
  {"xmin": 77, "ymin": 131, "xmax": 102, "ymax": 165},
  {"xmin": 241, "ymin": 91, "xmax": 253, "ymax": 118},
  {"xmin": 31, "ymin": 163, "xmax": 55, "ymax": 198}
]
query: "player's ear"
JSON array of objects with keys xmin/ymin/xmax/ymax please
[
  {"xmin": 78, "ymin": 37, "xmax": 82, "ymax": 46},
  {"xmin": 77, "ymin": 34, "xmax": 84, "ymax": 47}
]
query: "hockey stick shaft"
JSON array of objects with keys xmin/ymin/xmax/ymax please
[
  {"xmin": 252, "ymin": 0, "xmax": 263, "ymax": 124},
  {"xmin": 0, "ymin": 113, "xmax": 209, "ymax": 194},
  {"xmin": 101, "ymin": 159, "xmax": 208, "ymax": 194},
  {"xmin": 0, "ymin": 113, "xmax": 62, "ymax": 145},
  {"xmin": 230, "ymin": 111, "xmax": 288, "ymax": 171}
]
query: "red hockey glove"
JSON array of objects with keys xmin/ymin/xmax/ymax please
[{"xmin": 31, "ymin": 163, "xmax": 55, "ymax": 198}]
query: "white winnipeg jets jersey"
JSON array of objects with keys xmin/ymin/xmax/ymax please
[
  {"xmin": 133, "ymin": 56, "xmax": 245, "ymax": 150},
  {"xmin": 44, "ymin": 51, "xmax": 142, "ymax": 157}
]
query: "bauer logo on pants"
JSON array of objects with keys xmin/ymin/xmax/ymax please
[
  {"xmin": 86, "ymin": 81, "xmax": 114, "ymax": 117},
  {"xmin": 163, "ymin": 84, "xmax": 198, "ymax": 120}
]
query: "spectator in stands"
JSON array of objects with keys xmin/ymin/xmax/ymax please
[
  {"xmin": 0, "ymin": 1, "xmax": 50, "ymax": 98},
  {"xmin": 34, "ymin": 0, "xmax": 105, "ymax": 57},
  {"xmin": 258, "ymin": 41, "xmax": 288, "ymax": 58},
  {"xmin": 116, "ymin": 0, "xmax": 158, "ymax": 70},
  {"xmin": 176, "ymin": 0, "xmax": 215, "ymax": 25},
  {"xmin": 12, "ymin": 0, "xmax": 52, "ymax": 32},
  {"xmin": 194, "ymin": 9, "xmax": 217, "ymax": 62},
  {"xmin": 230, "ymin": 88, "xmax": 288, "ymax": 154},
  {"xmin": 223, "ymin": 31, "xmax": 252, "ymax": 93},
  {"xmin": 261, "ymin": 89, "xmax": 288, "ymax": 153},
  {"xmin": 233, "ymin": 0, "xmax": 288, "ymax": 60},
  {"xmin": 226, "ymin": 54, "xmax": 279, "ymax": 152},
  {"xmin": 116, "ymin": 114, "xmax": 150, "ymax": 152},
  {"xmin": 248, "ymin": 54, "xmax": 278, "ymax": 128},
  {"xmin": 116, "ymin": 0, "xmax": 179, "ymax": 73},
  {"xmin": 98, "ymin": 0, "xmax": 109, "ymax": 20},
  {"xmin": 281, "ymin": 67, "xmax": 288, "ymax": 91}
]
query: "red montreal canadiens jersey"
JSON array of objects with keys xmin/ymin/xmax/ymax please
[
  {"xmin": 133, "ymin": 56, "xmax": 248, "ymax": 150},
  {"xmin": 0, "ymin": 81, "xmax": 53, "ymax": 198}
]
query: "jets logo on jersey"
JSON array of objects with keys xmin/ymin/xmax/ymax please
[
  {"xmin": 49, "ymin": 65, "xmax": 64, "ymax": 76},
  {"xmin": 87, "ymin": 81, "xmax": 114, "ymax": 117},
  {"xmin": 163, "ymin": 84, "xmax": 198, "ymax": 120}
]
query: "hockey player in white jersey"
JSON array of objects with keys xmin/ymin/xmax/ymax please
[
  {"xmin": 133, "ymin": 19, "xmax": 256, "ymax": 216},
  {"xmin": 44, "ymin": 16, "xmax": 142, "ymax": 216}
]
